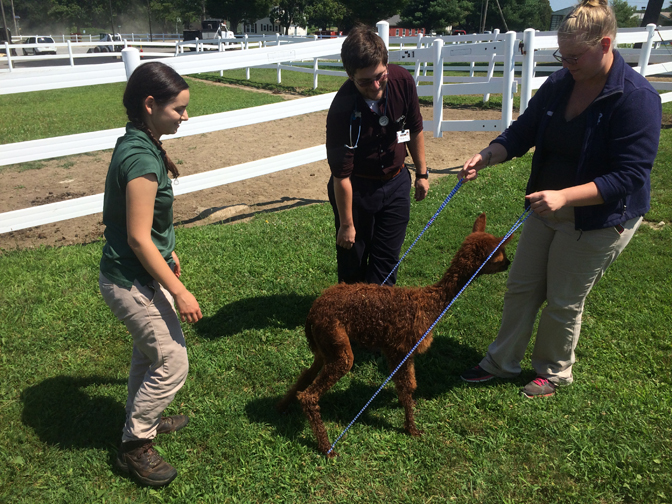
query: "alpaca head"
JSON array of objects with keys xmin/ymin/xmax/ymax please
[{"xmin": 450, "ymin": 213, "xmax": 513, "ymax": 276}]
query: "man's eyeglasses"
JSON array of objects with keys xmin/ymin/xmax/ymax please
[
  {"xmin": 552, "ymin": 49, "xmax": 589, "ymax": 65},
  {"xmin": 354, "ymin": 70, "xmax": 388, "ymax": 87}
]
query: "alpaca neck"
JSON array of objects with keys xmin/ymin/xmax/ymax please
[{"xmin": 429, "ymin": 262, "xmax": 479, "ymax": 308}]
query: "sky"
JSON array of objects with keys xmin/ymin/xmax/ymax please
[{"xmin": 550, "ymin": 0, "xmax": 667, "ymax": 11}]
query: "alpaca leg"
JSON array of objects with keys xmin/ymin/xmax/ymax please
[
  {"xmin": 276, "ymin": 354, "xmax": 324, "ymax": 413},
  {"xmin": 297, "ymin": 342, "xmax": 354, "ymax": 457},
  {"xmin": 389, "ymin": 356, "xmax": 422, "ymax": 436}
]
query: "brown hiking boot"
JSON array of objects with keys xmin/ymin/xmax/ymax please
[
  {"xmin": 116, "ymin": 439, "xmax": 177, "ymax": 487},
  {"xmin": 157, "ymin": 415, "xmax": 189, "ymax": 435}
]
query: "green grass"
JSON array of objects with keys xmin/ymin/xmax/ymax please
[
  {"xmin": 0, "ymin": 119, "xmax": 670, "ymax": 502},
  {"xmin": 194, "ymin": 67, "xmax": 514, "ymax": 109},
  {"xmin": 0, "ymin": 77, "xmax": 283, "ymax": 144}
]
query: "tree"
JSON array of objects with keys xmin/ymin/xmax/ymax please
[
  {"xmin": 399, "ymin": 0, "xmax": 473, "ymax": 33},
  {"xmin": 304, "ymin": 0, "xmax": 347, "ymax": 30},
  {"xmin": 206, "ymin": 0, "xmax": 273, "ymax": 34},
  {"xmin": 464, "ymin": 0, "xmax": 551, "ymax": 32},
  {"xmin": 612, "ymin": 0, "xmax": 639, "ymax": 27},
  {"xmin": 269, "ymin": 0, "xmax": 308, "ymax": 34},
  {"xmin": 339, "ymin": 0, "xmax": 409, "ymax": 29}
]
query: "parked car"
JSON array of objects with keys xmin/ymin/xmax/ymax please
[
  {"xmin": 87, "ymin": 33, "xmax": 124, "ymax": 53},
  {"xmin": 22, "ymin": 36, "xmax": 57, "ymax": 55}
]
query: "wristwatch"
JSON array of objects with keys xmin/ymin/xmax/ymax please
[{"xmin": 415, "ymin": 171, "xmax": 429, "ymax": 180}]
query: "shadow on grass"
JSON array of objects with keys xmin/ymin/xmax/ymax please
[
  {"xmin": 175, "ymin": 196, "xmax": 327, "ymax": 227},
  {"xmin": 20, "ymin": 375, "xmax": 126, "ymax": 450},
  {"xmin": 245, "ymin": 335, "xmax": 486, "ymax": 453},
  {"xmin": 194, "ymin": 293, "xmax": 316, "ymax": 339}
]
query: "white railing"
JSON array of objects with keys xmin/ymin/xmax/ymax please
[{"xmin": 1, "ymin": 24, "xmax": 670, "ymax": 234}]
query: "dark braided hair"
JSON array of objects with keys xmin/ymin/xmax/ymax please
[{"xmin": 123, "ymin": 62, "xmax": 189, "ymax": 178}]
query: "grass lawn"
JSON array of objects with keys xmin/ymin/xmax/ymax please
[
  {"xmin": 0, "ymin": 77, "xmax": 284, "ymax": 144},
  {"xmin": 0, "ymin": 113, "xmax": 670, "ymax": 501}
]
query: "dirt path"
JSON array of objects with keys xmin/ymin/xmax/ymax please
[{"xmin": 0, "ymin": 105, "xmax": 503, "ymax": 251}]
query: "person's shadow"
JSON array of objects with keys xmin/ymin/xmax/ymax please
[
  {"xmin": 194, "ymin": 293, "xmax": 316, "ymax": 339},
  {"xmin": 20, "ymin": 375, "xmax": 127, "ymax": 460}
]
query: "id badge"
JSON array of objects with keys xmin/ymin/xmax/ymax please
[{"xmin": 397, "ymin": 129, "xmax": 411, "ymax": 143}]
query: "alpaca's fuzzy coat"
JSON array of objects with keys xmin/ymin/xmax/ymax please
[{"xmin": 277, "ymin": 213, "xmax": 512, "ymax": 456}]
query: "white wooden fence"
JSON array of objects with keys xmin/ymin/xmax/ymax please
[{"xmin": 0, "ymin": 23, "xmax": 670, "ymax": 234}]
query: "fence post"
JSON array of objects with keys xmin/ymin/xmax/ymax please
[
  {"xmin": 519, "ymin": 28, "xmax": 536, "ymax": 114},
  {"xmin": 414, "ymin": 33, "xmax": 424, "ymax": 85},
  {"xmin": 482, "ymin": 29, "xmax": 500, "ymax": 103},
  {"xmin": 245, "ymin": 34, "xmax": 250, "ymax": 80},
  {"xmin": 67, "ymin": 40, "xmax": 74, "ymax": 66},
  {"xmin": 4, "ymin": 42, "xmax": 12, "ymax": 72},
  {"xmin": 277, "ymin": 61, "xmax": 282, "ymax": 83},
  {"xmin": 637, "ymin": 23, "xmax": 656, "ymax": 76},
  {"xmin": 376, "ymin": 20, "xmax": 389, "ymax": 49},
  {"xmin": 122, "ymin": 47, "xmax": 141, "ymax": 80},
  {"xmin": 501, "ymin": 31, "xmax": 516, "ymax": 131},
  {"xmin": 433, "ymin": 38, "xmax": 444, "ymax": 138}
]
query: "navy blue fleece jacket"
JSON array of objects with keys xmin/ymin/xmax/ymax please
[{"xmin": 492, "ymin": 50, "xmax": 662, "ymax": 231}]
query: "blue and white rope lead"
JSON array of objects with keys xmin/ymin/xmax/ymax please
[
  {"xmin": 327, "ymin": 208, "xmax": 532, "ymax": 455},
  {"xmin": 381, "ymin": 179, "xmax": 464, "ymax": 287}
]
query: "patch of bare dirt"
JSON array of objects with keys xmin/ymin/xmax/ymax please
[{"xmin": 0, "ymin": 105, "xmax": 504, "ymax": 251}]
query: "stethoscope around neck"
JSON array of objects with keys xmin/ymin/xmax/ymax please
[{"xmin": 345, "ymin": 86, "xmax": 389, "ymax": 150}]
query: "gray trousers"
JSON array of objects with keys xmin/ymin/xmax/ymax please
[
  {"xmin": 99, "ymin": 272, "xmax": 189, "ymax": 442},
  {"xmin": 480, "ymin": 207, "xmax": 641, "ymax": 385}
]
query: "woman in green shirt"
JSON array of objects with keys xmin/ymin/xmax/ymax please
[{"xmin": 99, "ymin": 61, "xmax": 201, "ymax": 487}]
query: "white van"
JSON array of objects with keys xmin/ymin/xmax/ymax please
[{"xmin": 22, "ymin": 36, "xmax": 57, "ymax": 55}]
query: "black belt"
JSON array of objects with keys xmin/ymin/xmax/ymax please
[{"xmin": 352, "ymin": 166, "xmax": 402, "ymax": 181}]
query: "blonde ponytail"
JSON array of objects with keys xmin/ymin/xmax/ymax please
[{"xmin": 558, "ymin": 0, "xmax": 617, "ymax": 46}]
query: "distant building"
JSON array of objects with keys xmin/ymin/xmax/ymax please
[
  {"xmin": 385, "ymin": 15, "xmax": 427, "ymax": 37},
  {"xmin": 550, "ymin": 7, "xmax": 573, "ymax": 31},
  {"xmin": 239, "ymin": 15, "xmax": 307, "ymax": 36}
]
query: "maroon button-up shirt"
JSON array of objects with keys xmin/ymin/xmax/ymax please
[{"xmin": 326, "ymin": 64, "xmax": 423, "ymax": 179}]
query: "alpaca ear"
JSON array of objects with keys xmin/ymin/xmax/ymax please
[
  {"xmin": 501, "ymin": 234, "xmax": 513, "ymax": 246},
  {"xmin": 472, "ymin": 213, "xmax": 486, "ymax": 233}
]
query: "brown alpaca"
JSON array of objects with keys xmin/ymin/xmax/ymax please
[{"xmin": 277, "ymin": 213, "xmax": 513, "ymax": 456}]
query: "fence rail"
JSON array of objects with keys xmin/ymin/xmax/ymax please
[{"xmin": 1, "ymin": 23, "xmax": 670, "ymax": 234}]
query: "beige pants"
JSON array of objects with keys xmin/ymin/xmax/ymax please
[
  {"xmin": 99, "ymin": 272, "xmax": 189, "ymax": 442},
  {"xmin": 480, "ymin": 208, "xmax": 641, "ymax": 385}
]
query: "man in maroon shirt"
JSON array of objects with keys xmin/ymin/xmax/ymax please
[{"xmin": 326, "ymin": 25, "xmax": 429, "ymax": 285}]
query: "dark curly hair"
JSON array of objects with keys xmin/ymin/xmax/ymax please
[{"xmin": 341, "ymin": 24, "xmax": 388, "ymax": 77}]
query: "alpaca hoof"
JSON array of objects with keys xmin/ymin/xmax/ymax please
[
  {"xmin": 407, "ymin": 427, "xmax": 423, "ymax": 437},
  {"xmin": 325, "ymin": 450, "xmax": 338, "ymax": 459}
]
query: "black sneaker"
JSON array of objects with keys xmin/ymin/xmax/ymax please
[
  {"xmin": 117, "ymin": 439, "xmax": 177, "ymax": 487},
  {"xmin": 157, "ymin": 415, "xmax": 189, "ymax": 435},
  {"xmin": 460, "ymin": 365, "xmax": 495, "ymax": 383}
]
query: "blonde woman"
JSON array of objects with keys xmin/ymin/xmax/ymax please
[
  {"xmin": 99, "ymin": 62, "xmax": 202, "ymax": 486},
  {"xmin": 458, "ymin": 0, "xmax": 661, "ymax": 397}
]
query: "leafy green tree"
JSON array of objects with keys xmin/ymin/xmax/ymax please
[
  {"xmin": 339, "ymin": 0, "xmax": 408, "ymax": 29},
  {"xmin": 464, "ymin": 0, "xmax": 551, "ymax": 33},
  {"xmin": 304, "ymin": 0, "xmax": 347, "ymax": 31},
  {"xmin": 269, "ymin": 0, "xmax": 308, "ymax": 34},
  {"xmin": 612, "ymin": 0, "xmax": 639, "ymax": 28},
  {"xmin": 206, "ymin": 0, "xmax": 273, "ymax": 33},
  {"xmin": 399, "ymin": 0, "xmax": 472, "ymax": 33}
]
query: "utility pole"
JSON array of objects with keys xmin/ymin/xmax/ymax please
[
  {"xmin": 0, "ymin": 0, "xmax": 10, "ymax": 43},
  {"xmin": 640, "ymin": 0, "xmax": 664, "ymax": 27},
  {"xmin": 10, "ymin": 0, "xmax": 16, "ymax": 37},
  {"xmin": 146, "ymin": 0, "xmax": 153, "ymax": 42},
  {"xmin": 481, "ymin": 0, "xmax": 489, "ymax": 33},
  {"xmin": 109, "ymin": 0, "xmax": 115, "ymax": 34},
  {"xmin": 494, "ymin": 0, "xmax": 509, "ymax": 32}
]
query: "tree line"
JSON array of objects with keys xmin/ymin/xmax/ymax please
[{"xmin": 3, "ymin": 0, "xmax": 659, "ymax": 37}]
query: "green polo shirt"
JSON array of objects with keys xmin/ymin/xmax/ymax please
[{"xmin": 100, "ymin": 123, "xmax": 175, "ymax": 288}]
